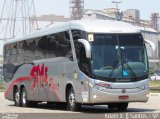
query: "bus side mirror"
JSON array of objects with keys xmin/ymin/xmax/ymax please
[
  {"xmin": 145, "ymin": 39, "xmax": 156, "ymax": 58},
  {"xmin": 78, "ymin": 39, "xmax": 91, "ymax": 58}
]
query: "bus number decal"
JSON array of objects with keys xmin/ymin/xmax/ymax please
[{"xmin": 29, "ymin": 64, "xmax": 59, "ymax": 100}]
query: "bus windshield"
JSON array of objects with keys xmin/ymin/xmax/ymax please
[{"xmin": 91, "ymin": 34, "xmax": 149, "ymax": 82}]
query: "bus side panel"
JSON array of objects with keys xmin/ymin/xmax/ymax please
[
  {"xmin": 4, "ymin": 81, "xmax": 14, "ymax": 101},
  {"xmin": 3, "ymin": 63, "xmax": 39, "ymax": 101},
  {"xmin": 75, "ymin": 72, "xmax": 90, "ymax": 104},
  {"xmin": 25, "ymin": 58, "xmax": 78, "ymax": 102},
  {"xmin": 38, "ymin": 59, "xmax": 65, "ymax": 102},
  {"xmin": 61, "ymin": 62, "xmax": 90, "ymax": 104},
  {"xmin": 45, "ymin": 59, "xmax": 80, "ymax": 102},
  {"xmin": 3, "ymin": 58, "xmax": 86, "ymax": 103}
]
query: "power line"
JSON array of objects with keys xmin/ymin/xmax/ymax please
[{"xmin": 0, "ymin": 0, "xmax": 38, "ymax": 41}]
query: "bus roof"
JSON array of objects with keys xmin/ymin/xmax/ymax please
[
  {"xmin": 4, "ymin": 20, "xmax": 141, "ymax": 45},
  {"xmin": 70, "ymin": 20, "xmax": 140, "ymax": 33}
]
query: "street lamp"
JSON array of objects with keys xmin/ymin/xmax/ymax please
[{"xmin": 112, "ymin": 1, "xmax": 122, "ymax": 20}]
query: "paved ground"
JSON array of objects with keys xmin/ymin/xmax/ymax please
[{"xmin": 0, "ymin": 92, "xmax": 160, "ymax": 119}]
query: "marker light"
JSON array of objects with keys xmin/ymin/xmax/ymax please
[{"xmin": 93, "ymin": 94, "xmax": 97, "ymax": 99}]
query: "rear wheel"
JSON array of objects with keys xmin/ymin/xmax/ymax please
[
  {"xmin": 21, "ymin": 87, "xmax": 32, "ymax": 107},
  {"xmin": 116, "ymin": 103, "xmax": 128, "ymax": 111},
  {"xmin": 14, "ymin": 88, "xmax": 21, "ymax": 107},
  {"xmin": 67, "ymin": 87, "xmax": 80, "ymax": 111}
]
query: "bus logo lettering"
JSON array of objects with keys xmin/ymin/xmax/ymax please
[{"xmin": 30, "ymin": 64, "xmax": 48, "ymax": 91}]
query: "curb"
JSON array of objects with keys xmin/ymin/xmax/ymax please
[
  {"xmin": 149, "ymin": 87, "xmax": 160, "ymax": 90},
  {"xmin": 149, "ymin": 93, "xmax": 160, "ymax": 96}
]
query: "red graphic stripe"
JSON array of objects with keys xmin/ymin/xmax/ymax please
[
  {"xmin": 4, "ymin": 76, "xmax": 31, "ymax": 97},
  {"xmin": 50, "ymin": 87, "xmax": 61, "ymax": 101},
  {"xmin": 5, "ymin": 76, "xmax": 61, "ymax": 102}
]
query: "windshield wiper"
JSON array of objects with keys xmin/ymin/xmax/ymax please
[
  {"xmin": 124, "ymin": 63, "xmax": 137, "ymax": 79},
  {"xmin": 109, "ymin": 68, "xmax": 115, "ymax": 78}
]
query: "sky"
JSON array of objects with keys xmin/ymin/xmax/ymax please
[
  {"xmin": 0, "ymin": 0, "xmax": 160, "ymax": 55},
  {"xmin": 33, "ymin": 0, "xmax": 160, "ymax": 20}
]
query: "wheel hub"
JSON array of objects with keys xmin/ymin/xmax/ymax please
[
  {"xmin": 69, "ymin": 93, "xmax": 75, "ymax": 107},
  {"xmin": 22, "ymin": 91, "xmax": 26, "ymax": 104},
  {"xmin": 15, "ymin": 92, "xmax": 20, "ymax": 103}
]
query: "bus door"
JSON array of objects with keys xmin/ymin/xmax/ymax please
[{"xmin": 75, "ymin": 41, "xmax": 90, "ymax": 102}]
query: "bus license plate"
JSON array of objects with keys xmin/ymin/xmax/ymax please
[{"xmin": 119, "ymin": 95, "xmax": 129, "ymax": 100}]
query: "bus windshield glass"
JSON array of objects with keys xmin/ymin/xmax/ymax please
[{"xmin": 91, "ymin": 34, "xmax": 148, "ymax": 82}]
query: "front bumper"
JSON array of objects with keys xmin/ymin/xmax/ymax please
[{"xmin": 89, "ymin": 88, "xmax": 149, "ymax": 104}]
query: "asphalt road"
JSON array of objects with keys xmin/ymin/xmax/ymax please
[{"xmin": 0, "ymin": 92, "xmax": 160, "ymax": 119}]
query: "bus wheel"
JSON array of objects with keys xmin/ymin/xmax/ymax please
[
  {"xmin": 21, "ymin": 87, "xmax": 30, "ymax": 107},
  {"xmin": 67, "ymin": 87, "xmax": 80, "ymax": 111},
  {"xmin": 14, "ymin": 88, "xmax": 21, "ymax": 107},
  {"xmin": 116, "ymin": 103, "xmax": 128, "ymax": 111}
]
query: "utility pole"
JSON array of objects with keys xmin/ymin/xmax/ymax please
[
  {"xmin": 70, "ymin": 0, "xmax": 84, "ymax": 20},
  {"xmin": 112, "ymin": 1, "xmax": 122, "ymax": 21}
]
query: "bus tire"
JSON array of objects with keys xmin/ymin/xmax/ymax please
[
  {"xmin": 14, "ymin": 88, "xmax": 21, "ymax": 107},
  {"xmin": 21, "ymin": 87, "xmax": 30, "ymax": 107},
  {"xmin": 108, "ymin": 103, "xmax": 116, "ymax": 109},
  {"xmin": 29, "ymin": 101, "xmax": 38, "ymax": 107},
  {"xmin": 116, "ymin": 103, "xmax": 128, "ymax": 111},
  {"xmin": 67, "ymin": 87, "xmax": 80, "ymax": 111}
]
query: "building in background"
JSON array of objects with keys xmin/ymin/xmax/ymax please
[
  {"xmin": 151, "ymin": 13, "xmax": 159, "ymax": 31},
  {"xmin": 35, "ymin": 14, "xmax": 71, "ymax": 28},
  {"xmin": 82, "ymin": 8, "xmax": 151, "ymax": 26},
  {"xmin": 70, "ymin": 0, "xmax": 84, "ymax": 20},
  {"xmin": 36, "ymin": 14, "xmax": 71, "ymax": 23},
  {"xmin": 82, "ymin": 9, "xmax": 115, "ymax": 20},
  {"xmin": 123, "ymin": 9, "xmax": 140, "ymax": 24}
]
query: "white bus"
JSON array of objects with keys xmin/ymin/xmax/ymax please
[{"xmin": 3, "ymin": 20, "xmax": 149, "ymax": 111}]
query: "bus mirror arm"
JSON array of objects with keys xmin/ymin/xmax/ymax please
[
  {"xmin": 78, "ymin": 39, "xmax": 91, "ymax": 58},
  {"xmin": 145, "ymin": 39, "xmax": 156, "ymax": 58}
]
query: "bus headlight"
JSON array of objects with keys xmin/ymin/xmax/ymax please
[
  {"xmin": 89, "ymin": 82, "xmax": 111, "ymax": 91},
  {"xmin": 139, "ymin": 85, "xmax": 149, "ymax": 90},
  {"xmin": 94, "ymin": 83, "xmax": 111, "ymax": 91},
  {"xmin": 93, "ymin": 94, "xmax": 97, "ymax": 99},
  {"xmin": 95, "ymin": 85, "xmax": 106, "ymax": 91}
]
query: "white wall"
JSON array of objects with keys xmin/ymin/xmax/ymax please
[{"xmin": 0, "ymin": 41, "xmax": 3, "ymax": 55}]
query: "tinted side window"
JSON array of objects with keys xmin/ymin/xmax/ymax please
[
  {"xmin": 4, "ymin": 45, "xmax": 10, "ymax": 63},
  {"xmin": 36, "ymin": 36, "xmax": 46, "ymax": 59},
  {"xmin": 3, "ymin": 43, "xmax": 17, "ymax": 82},
  {"xmin": 72, "ymin": 30, "xmax": 87, "ymax": 62},
  {"xmin": 46, "ymin": 31, "xmax": 72, "ymax": 59},
  {"xmin": 72, "ymin": 30, "xmax": 87, "ymax": 41},
  {"xmin": 71, "ymin": 30, "xmax": 90, "ymax": 75},
  {"xmin": 17, "ymin": 41, "xmax": 24, "ymax": 63},
  {"xmin": 6, "ymin": 43, "xmax": 17, "ymax": 64},
  {"xmin": 24, "ymin": 39, "xmax": 36, "ymax": 62},
  {"xmin": 45, "ymin": 34, "xmax": 56, "ymax": 58}
]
